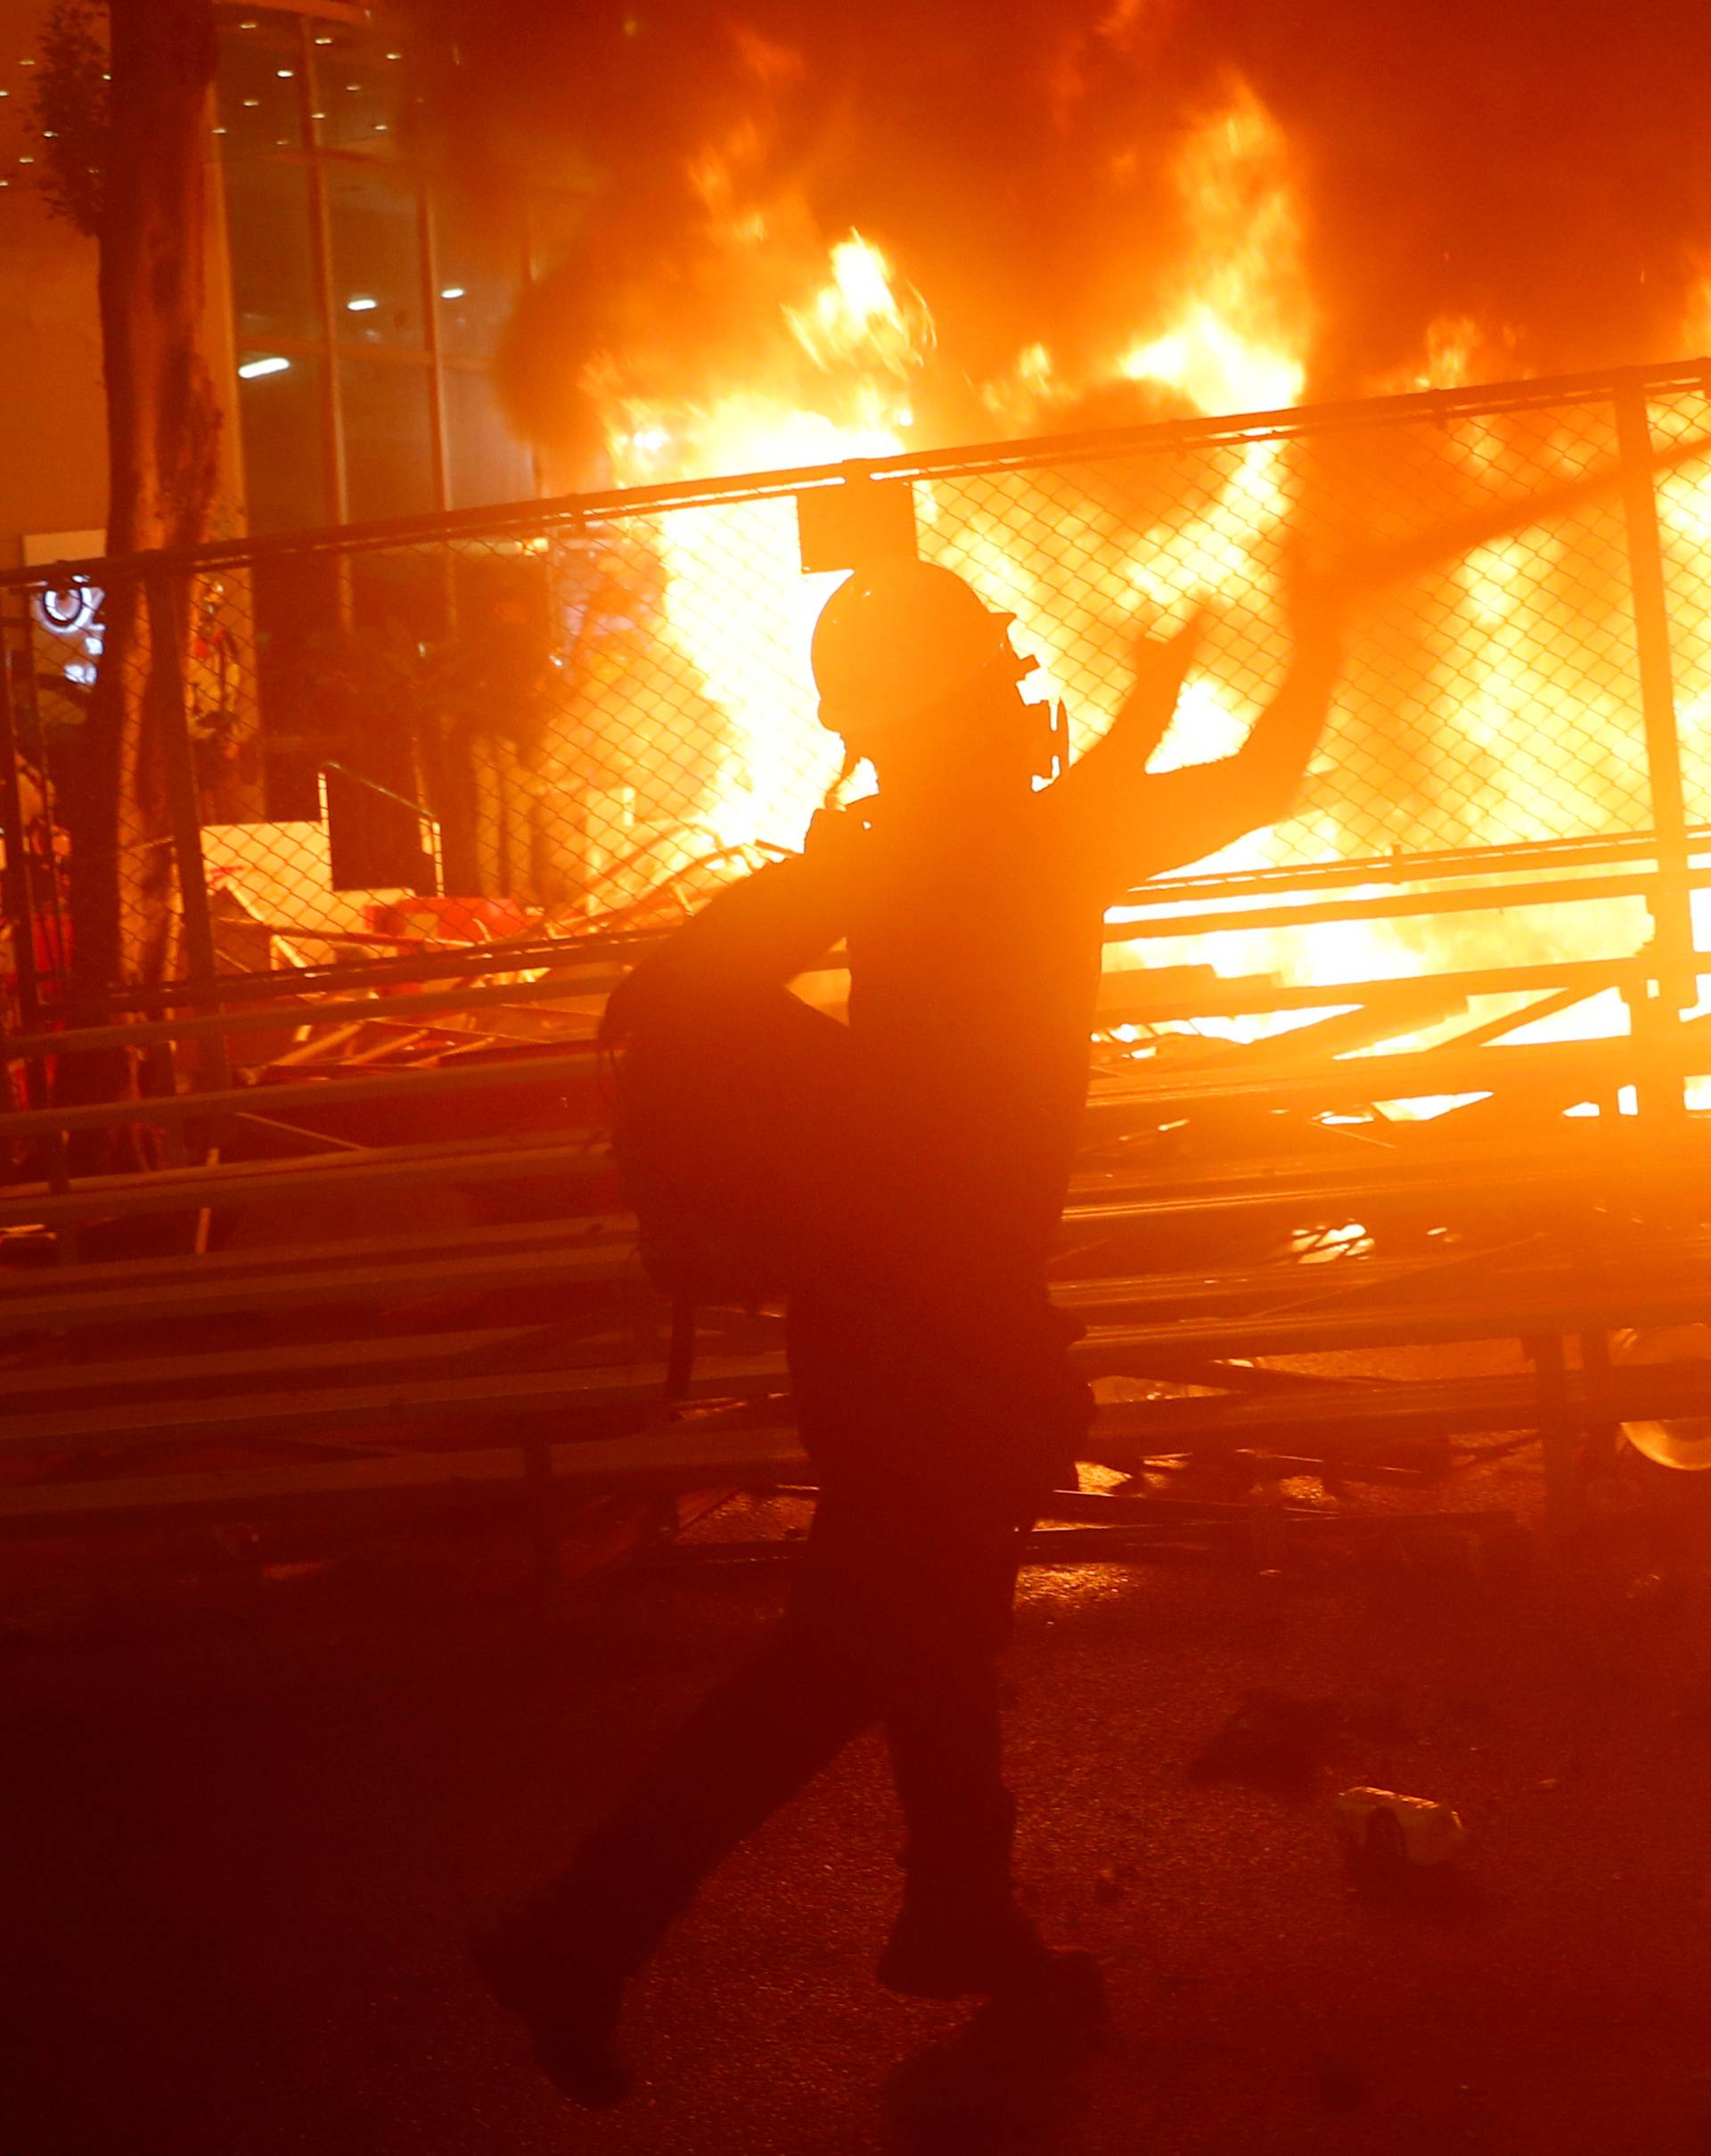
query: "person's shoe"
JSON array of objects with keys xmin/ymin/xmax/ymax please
[{"xmin": 471, "ymin": 1907, "xmax": 632, "ymax": 2106}]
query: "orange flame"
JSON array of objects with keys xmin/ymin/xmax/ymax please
[
  {"xmin": 560, "ymin": 77, "xmax": 1711, "ymax": 1115},
  {"xmin": 784, "ymin": 234, "xmax": 934, "ymax": 382},
  {"xmin": 1118, "ymin": 85, "xmax": 1308, "ymax": 415}
]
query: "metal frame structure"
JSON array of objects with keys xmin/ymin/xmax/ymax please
[
  {"xmin": 3, "ymin": 354, "xmax": 1709, "ymax": 1019},
  {"xmin": 2, "ymin": 361, "xmax": 1711, "ymax": 1563}
]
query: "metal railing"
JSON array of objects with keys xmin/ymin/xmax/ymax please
[{"xmin": 4, "ymin": 357, "xmax": 1711, "ymax": 1090}]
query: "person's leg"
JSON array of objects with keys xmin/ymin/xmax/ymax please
[
  {"xmin": 880, "ymin": 1537, "xmax": 1022, "ymax": 1933},
  {"xmin": 487, "ymin": 1461, "xmax": 1022, "ymax": 1972},
  {"xmin": 528, "ymin": 1609, "xmax": 879, "ymax": 1972},
  {"xmin": 870, "ymin": 1495, "xmax": 1102, "ymax": 2015},
  {"xmin": 476, "ymin": 1503, "xmax": 884, "ymax": 2100},
  {"xmin": 790, "ymin": 1471, "xmax": 1054, "ymax": 1995}
]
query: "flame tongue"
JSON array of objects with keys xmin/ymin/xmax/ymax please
[
  {"xmin": 592, "ymin": 79, "xmax": 1315, "ymax": 865},
  {"xmin": 1120, "ymin": 85, "xmax": 1308, "ymax": 416},
  {"xmin": 602, "ymin": 75, "xmax": 1312, "ymax": 478},
  {"xmin": 569, "ymin": 78, "xmax": 1709, "ymax": 1104},
  {"xmin": 784, "ymin": 235, "xmax": 934, "ymax": 381}
]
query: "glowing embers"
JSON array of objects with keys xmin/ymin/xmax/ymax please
[{"xmin": 1289, "ymin": 1221, "xmax": 1372, "ymax": 1262}]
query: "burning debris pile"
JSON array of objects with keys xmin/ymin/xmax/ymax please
[
  {"xmin": 16, "ymin": 4, "xmax": 1711, "ymax": 1111},
  {"xmin": 397, "ymin": 12, "xmax": 1711, "ymax": 1032}
]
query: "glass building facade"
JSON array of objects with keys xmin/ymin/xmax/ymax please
[
  {"xmin": 199, "ymin": 4, "xmax": 600, "ymax": 886},
  {"xmin": 216, "ymin": 5, "xmax": 536, "ymax": 537}
]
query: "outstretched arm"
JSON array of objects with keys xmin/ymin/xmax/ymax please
[{"xmin": 1055, "ymin": 578, "xmax": 1343, "ymax": 895}]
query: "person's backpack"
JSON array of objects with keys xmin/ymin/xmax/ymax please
[
  {"xmin": 608, "ymin": 980, "xmax": 857, "ymax": 1324},
  {"xmin": 601, "ymin": 817, "xmax": 871, "ymax": 1393}
]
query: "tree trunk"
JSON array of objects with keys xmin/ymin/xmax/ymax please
[{"xmin": 64, "ymin": 0, "xmax": 220, "ymax": 1064}]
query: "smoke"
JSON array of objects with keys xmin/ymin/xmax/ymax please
[
  {"xmin": 1221, "ymin": 0, "xmax": 1711, "ymax": 384},
  {"xmin": 405, "ymin": 0, "xmax": 1711, "ymax": 475}
]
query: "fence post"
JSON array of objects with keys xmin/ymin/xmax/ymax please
[
  {"xmin": 1614, "ymin": 373, "xmax": 1698, "ymax": 1128},
  {"xmin": 0, "ymin": 619, "xmax": 62, "ymax": 1144},
  {"xmin": 0, "ymin": 626, "xmax": 42, "ymax": 1040},
  {"xmin": 1615, "ymin": 374, "xmax": 1698, "ymax": 990},
  {"xmin": 145, "ymin": 564, "xmax": 230, "ymax": 1091}
]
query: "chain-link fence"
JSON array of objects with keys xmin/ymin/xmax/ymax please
[{"xmin": 3, "ymin": 360, "xmax": 1708, "ymax": 1041}]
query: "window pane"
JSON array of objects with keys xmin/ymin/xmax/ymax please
[
  {"xmin": 238, "ymin": 352, "xmax": 330, "ymax": 534},
  {"xmin": 444, "ymin": 367, "xmax": 533, "ymax": 509},
  {"xmin": 223, "ymin": 157, "xmax": 320, "ymax": 346},
  {"xmin": 252, "ymin": 553, "xmax": 338, "ymax": 820},
  {"xmin": 310, "ymin": 22, "xmax": 408, "ymax": 156},
  {"xmin": 339, "ymin": 358, "xmax": 437, "ymax": 521},
  {"xmin": 329, "ymin": 167, "xmax": 425, "ymax": 348},
  {"xmin": 433, "ymin": 197, "xmax": 521, "ymax": 360},
  {"xmin": 216, "ymin": 22, "xmax": 306, "ymax": 157},
  {"xmin": 329, "ymin": 553, "xmax": 442, "ymax": 890}
]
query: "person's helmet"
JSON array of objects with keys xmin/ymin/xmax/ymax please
[{"xmin": 810, "ymin": 557, "xmax": 1027, "ymax": 737}]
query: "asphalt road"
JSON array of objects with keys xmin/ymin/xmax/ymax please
[{"xmin": 2, "ymin": 1448, "xmax": 1710, "ymax": 2156}]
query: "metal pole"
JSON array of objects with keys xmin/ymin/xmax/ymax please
[
  {"xmin": 1615, "ymin": 372, "xmax": 1699, "ymax": 1016},
  {"xmin": 146, "ymin": 565, "xmax": 230, "ymax": 1091},
  {"xmin": 1529, "ymin": 1332, "xmax": 1578, "ymax": 1545},
  {"xmin": 0, "ymin": 625, "xmax": 45, "ymax": 1098},
  {"xmin": 0, "ymin": 612, "xmax": 70, "ymax": 1198}
]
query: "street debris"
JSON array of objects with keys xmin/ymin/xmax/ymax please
[{"xmin": 1335, "ymin": 1785, "xmax": 1469, "ymax": 1865}]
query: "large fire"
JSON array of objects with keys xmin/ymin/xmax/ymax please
[
  {"xmin": 557, "ymin": 77, "xmax": 1711, "ymax": 1109},
  {"xmin": 593, "ymin": 88, "xmax": 1311, "ymax": 872}
]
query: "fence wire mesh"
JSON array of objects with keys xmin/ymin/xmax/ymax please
[{"xmin": 2, "ymin": 362, "xmax": 1708, "ymax": 1031}]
